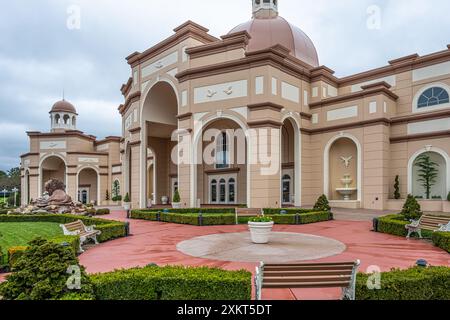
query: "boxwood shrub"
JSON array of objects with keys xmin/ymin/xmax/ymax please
[
  {"xmin": 376, "ymin": 214, "xmax": 432, "ymax": 238},
  {"xmin": 95, "ymin": 209, "xmax": 110, "ymax": 216},
  {"xmin": 356, "ymin": 266, "xmax": 450, "ymax": 300},
  {"xmin": 91, "ymin": 265, "xmax": 252, "ymax": 300},
  {"xmin": 432, "ymin": 232, "xmax": 450, "ymax": 253},
  {"xmin": 137, "ymin": 208, "xmax": 236, "ymax": 214},
  {"xmin": 130, "ymin": 210, "xmax": 236, "ymax": 226},
  {"xmin": 263, "ymin": 208, "xmax": 319, "ymax": 215}
]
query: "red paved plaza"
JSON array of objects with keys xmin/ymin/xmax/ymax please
[{"xmin": 76, "ymin": 210, "xmax": 449, "ymax": 300}]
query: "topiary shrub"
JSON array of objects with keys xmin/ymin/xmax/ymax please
[
  {"xmin": 91, "ymin": 265, "xmax": 252, "ymax": 300},
  {"xmin": 394, "ymin": 175, "xmax": 401, "ymax": 200},
  {"xmin": 313, "ymin": 194, "xmax": 331, "ymax": 213},
  {"xmin": 432, "ymin": 232, "xmax": 450, "ymax": 253},
  {"xmin": 356, "ymin": 266, "xmax": 450, "ymax": 300},
  {"xmin": 447, "ymin": 192, "xmax": 450, "ymax": 202},
  {"xmin": 0, "ymin": 238, "xmax": 95, "ymax": 300},
  {"xmin": 401, "ymin": 194, "xmax": 423, "ymax": 221},
  {"xmin": 172, "ymin": 189, "xmax": 181, "ymax": 203},
  {"xmin": 123, "ymin": 193, "xmax": 130, "ymax": 203}
]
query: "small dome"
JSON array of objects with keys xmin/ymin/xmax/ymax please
[
  {"xmin": 51, "ymin": 100, "xmax": 77, "ymax": 114},
  {"xmin": 229, "ymin": 16, "xmax": 319, "ymax": 67}
]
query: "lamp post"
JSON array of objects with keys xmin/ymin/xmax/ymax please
[
  {"xmin": 1, "ymin": 189, "xmax": 7, "ymax": 207},
  {"xmin": 12, "ymin": 187, "xmax": 19, "ymax": 207}
]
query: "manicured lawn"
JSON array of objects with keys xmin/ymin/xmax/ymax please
[{"xmin": 0, "ymin": 222, "xmax": 63, "ymax": 254}]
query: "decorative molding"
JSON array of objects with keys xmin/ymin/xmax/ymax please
[
  {"xmin": 129, "ymin": 127, "xmax": 142, "ymax": 134},
  {"xmin": 176, "ymin": 112, "xmax": 193, "ymax": 120},
  {"xmin": 390, "ymin": 130, "xmax": 450, "ymax": 143},
  {"xmin": 204, "ymin": 167, "xmax": 240, "ymax": 175},
  {"xmin": 248, "ymin": 120, "xmax": 283, "ymax": 128},
  {"xmin": 118, "ymin": 91, "xmax": 141, "ymax": 116},
  {"xmin": 301, "ymin": 118, "xmax": 391, "ymax": 135},
  {"xmin": 247, "ymin": 102, "xmax": 284, "ymax": 112}
]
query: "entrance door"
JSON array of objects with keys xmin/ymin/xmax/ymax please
[
  {"xmin": 208, "ymin": 175, "xmax": 237, "ymax": 205},
  {"xmin": 78, "ymin": 187, "xmax": 90, "ymax": 205}
]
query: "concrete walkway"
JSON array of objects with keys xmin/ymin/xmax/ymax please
[{"xmin": 77, "ymin": 210, "xmax": 449, "ymax": 300}]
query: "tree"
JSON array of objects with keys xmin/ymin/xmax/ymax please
[
  {"xmin": 313, "ymin": 194, "xmax": 331, "ymax": 212},
  {"xmin": 401, "ymin": 194, "xmax": 423, "ymax": 221},
  {"xmin": 173, "ymin": 189, "xmax": 181, "ymax": 203},
  {"xmin": 414, "ymin": 154, "xmax": 439, "ymax": 200},
  {"xmin": 394, "ymin": 175, "xmax": 401, "ymax": 200},
  {"xmin": 105, "ymin": 190, "xmax": 110, "ymax": 201},
  {"xmin": 0, "ymin": 238, "xmax": 94, "ymax": 300}
]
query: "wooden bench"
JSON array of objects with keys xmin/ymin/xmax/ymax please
[
  {"xmin": 60, "ymin": 220, "xmax": 102, "ymax": 253},
  {"xmin": 405, "ymin": 214, "xmax": 450, "ymax": 239},
  {"xmin": 255, "ymin": 260, "xmax": 361, "ymax": 300}
]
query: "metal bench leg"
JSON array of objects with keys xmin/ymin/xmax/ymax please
[
  {"xmin": 342, "ymin": 260, "xmax": 360, "ymax": 301},
  {"xmin": 418, "ymin": 229, "xmax": 422, "ymax": 239}
]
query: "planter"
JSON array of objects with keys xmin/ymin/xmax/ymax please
[
  {"xmin": 123, "ymin": 202, "xmax": 131, "ymax": 211},
  {"xmin": 172, "ymin": 202, "xmax": 181, "ymax": 209},
  {"xmin": 161, "ymin": 196, "xmax": 169, "ymax": 205},
  {"xmin": 147, "ymin": 199, "xmax": 153, "ymax": 209},
  {"xmin": 248, "ymin": 221, "xmax": 274, "ymax": 244}
]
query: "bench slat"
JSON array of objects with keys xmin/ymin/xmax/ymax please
[
  {"xmin": 263, "ymin": 281, "xmax": 351, "ymax": 289},
  {"xmin": 264, "ymin": 265, "xmax": 354, "ymax": 272},
  {"xmin": 264, "ymin": 275, "xmax": 351, "ymax": 284},
  {"xmin": 264, "ymin": 270, "xmax": 354, "ymax": 277},
  {"xmin": 265, "ymin": 262, "xmax": 355, "ymax": 267}
]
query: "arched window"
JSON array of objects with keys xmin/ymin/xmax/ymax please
[
  {"xmin": 210, "ymin": 179, "xmax": 217, "ymax": 203},
  {"xmin": 63, "ymin": 114, "xmax": 70, "ymax": 125},
  {"xmin": 72, "ymin": 116, "xmax": 76, "ymax": 127},
  {"xmin": 55, "ymin": 114, "xmax": 61, "ymax": 125},
  {"xmin": 418, "ymin": 87, "xmax": 449, "ymax": 109},
  {"xmin": 219, "ymin": 179, "xmax": 226, "ymax": 203},
  {"xmin": 228, "ymin": 178, "xmax": 236, "ymax": 203},
  {"xmin": 216, "ymin": 132, "xmax": 229, "ymax": 169}
]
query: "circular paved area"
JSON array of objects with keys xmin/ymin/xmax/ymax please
[{"xmin": 177, "ymin": 232, "xmax": 346, "ymax": 263}]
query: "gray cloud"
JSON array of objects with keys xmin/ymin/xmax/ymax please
[{"xmin": 1, "ymin": 0, "xmax": 449, "ymax": 171}]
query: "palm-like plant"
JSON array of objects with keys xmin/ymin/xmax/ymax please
[{"xmin": 414, "ymin": 154, "xmax": 439, "ymax": 200}]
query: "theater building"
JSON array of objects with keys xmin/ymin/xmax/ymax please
[{"xmin": 20, "ymin": 100, "xmax": 122, "ymax": 206}]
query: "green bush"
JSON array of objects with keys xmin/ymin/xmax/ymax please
[
  {"xmin": 401, "ymin": 195, "xmax": 423, "ymax": 220},
  {"xmin": 432, "ymin": 232, "xmax": 450, "ymax": 253},
  {"xmin": 130, "ymin": 210, "xmax": 236, "ymax": 226},
  {"xmin": 135, "ymin": 208, "xmax": 236, "ymax": 214},
  {"xmin": 95, "ymin": 208, "xmax": 110, "ymax": 216},
  {"xmin": 376, "ymin": 214, "xmax": 432, "ymax": 238},
  {"xmin": 0, "ymin": 214, "xmax": 128, "ymax": 243},
  {"xmin": 263, "ymin": 208, "xmax": 317, "ymax": 215},
  {"xmin": 173, "ymin": 189, "xmax": 181, "ymax": 203},
  {"xmin": 123, "ymin": 193, "xmax": 130, "ymax": 203},
  {"xmin": 91, "ymin": 265, "xmax": 252, "ymax": 300},
  {"xmin": 0, "ymin": 238, "xmax": 95, "ymax": 300},
  {"xmin": 313, "ymin": 194, "xmax": 331, "ymax": 212},
  {"xmin": 356, "ymin": 266, "xmax": 450, "ymax": 300}
]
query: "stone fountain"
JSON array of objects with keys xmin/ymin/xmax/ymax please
[{"xmin": 336, "ymin": 175, "xmax": 357, "ymax": 201}]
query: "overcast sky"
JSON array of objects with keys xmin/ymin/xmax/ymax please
[{"xmin": 0, "ymin": 0, "xmax": 449, "ymax": 172}]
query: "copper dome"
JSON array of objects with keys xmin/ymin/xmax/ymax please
[
  {"xmin": 229, "ymin": 16, "xmax": 319, "ymax": 67},
  {"xmin": 50, "ymin": 100, "xmax": 77, "ymax": 114}
]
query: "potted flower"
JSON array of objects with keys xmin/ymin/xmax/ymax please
[
  {"xmin": 248, "ymin": 216, "xmax": 274, "ymax": 244},
  {"xmin": 172, "ymin": 190, "xmax": 181, "ymax": 209},
  {"xmin": 161, "ymin": 195, "xmax": 169, "ymax": 205},
  {"xmin": 123, "ymin": 193, "xmax": 131, "ymax": 211}
]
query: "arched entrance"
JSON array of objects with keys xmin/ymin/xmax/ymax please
[
  {"xmin": 40, "ymin": 155, "xmax": 66, "ymax": 196},
  {"xmin": 281, "ymin": 117, "xmax": 300, "ymax": 206},
  {"xmin": 77, "ymin": 168, "xmax": 100, "ymax": 205},
  {"xmin": 409, "ymin": 150, "xmax": 449, "ymax": 199},
  {"xmin": 194, "ymin": 117, "xmax": 248, "ymax": 206},
  {"xmin": 324, "ymin": 135, "xmax": 361, "ymax": 202},
  {"xmin": 141, "ymin": 80, "xmax": 178, "ymax": 206}
]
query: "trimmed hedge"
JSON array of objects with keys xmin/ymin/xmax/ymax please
[
  {"xmin": 91, "ymin": 265, "xmax": 252, "ymax": 300},
  {"xmin": 356, "ymin": 266, "xmax": 450, "ymax": 300},
  {"xmin": 432, "ymin": 232, "xmax": 450, "ymax": 253},
  {"xmin": 263, "ymin": 208, "xmax": 320, "ymax": 215},
  {"xmin": 95, "ymin": 209, "xmax": 110, "ymax": 216},
  {"xmin": 376, "ymin": 214, "xmax": 432, "ymax": 238},
  {"xmin": 138, "ymin": 208, "xmax": 236, "ymax": 214},
  {"xmin": 130, "ymin": 210, "xmax": 236, "ymax": 226},
  {"xmin": 0, "ymin": 214, "xmax": 128, "ymax": 243}
]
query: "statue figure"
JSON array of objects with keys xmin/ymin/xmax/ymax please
[{"xmin": 34, "ymin": 179, "xmax": 73, "ymax": 207}]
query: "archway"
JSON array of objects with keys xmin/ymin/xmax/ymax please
[
  {"xmin": 141, "ymin": 81, "xmax": 178, "ymax": 206},
  {"xmin": 40, "ymin": 155, "xmax": 66, "ymax": 196},
  {"xmin": 324, "ymin": 135, "xmax": 361, "ymax": 201},
  {"xmin": 77, "ymin": 168, "xmax": 99, "ymax": 205},
  {"xmin": 194, "ymin": 117, "xmax": 248, "ymax": 206},
  {"xmin": 281, "ymin": 117, "xmax": 300, "ymax": 206},
  {"xmin": 410, "ymin": 150, "xmax": 449, "ymax": 199}
]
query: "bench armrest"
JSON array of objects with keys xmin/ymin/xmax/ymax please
[
  {"xmin": 85, "ymin": 225, "xmax": 97, "ymax": 232},
  {"xmin": 408, "ymin": 219, "xmax": 420, "ymax": 228},
  {"xmin": 60, "ymin": 224, "xmax": 81, "ymax": 236}
]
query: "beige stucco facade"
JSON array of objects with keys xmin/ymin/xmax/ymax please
[
  {"xmin": 21, "ymin": 1, "xmax": 450, "ymax": 213},
  {"xmin": 20, "ymin": 103, "xmax": 123, "ymax": 206}
]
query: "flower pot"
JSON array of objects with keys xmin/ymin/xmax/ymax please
[
  {"xmin": 147, "ymin": 199, "xmax": 153, "ymax": 208},
  {"xmin": 161, "ymin": 196, "xmax": 169, "ymax": 205},
  {"xmin": 248, "ymin": 221, "xmax": 274, "ymax": 244},
  {"xmin": 172, "ymin": 202, "xmax": 181, "ymax": 209},
  {"xmin": 123, "ymin": 202, "xmax": 131, "ymax": 211}
]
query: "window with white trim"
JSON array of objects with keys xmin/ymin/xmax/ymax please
[
  {"xmin": 216, "ymin": 132, "xmax": 230, "ymax": 169},
  {"xmin": 418, "ymin": 87, "xmax": 449, "ymax": 109}
]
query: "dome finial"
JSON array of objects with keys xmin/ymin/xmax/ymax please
[{"xmin": 252, "ymin": 0, "xmax": 278, "ymax": 19}]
